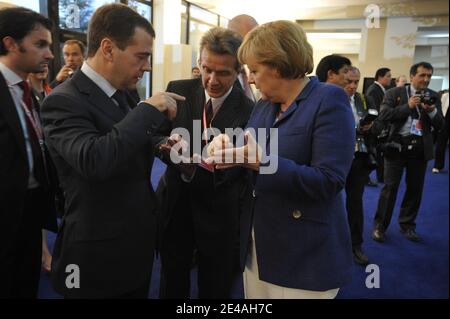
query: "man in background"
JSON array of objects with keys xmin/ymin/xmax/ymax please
[
  {"xmin": 366, "ymin": 67, "xmax": 392, "ymax": 185},
  {"xmin": 50, "ymin": 39, "xmax": 85, "ymax": 88},
  {"xmin": 316, "ymin": 54, "xmax": 351, "ymax": 88},
  {"xmin": 228, "ymin": 14, "xmax": 259, "ymax": 102},
  {"xmin": 372, "ymin": 62, "xmax": 444, "ymax": 243}
]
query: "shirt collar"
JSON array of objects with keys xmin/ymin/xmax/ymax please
[
  {"xmin": 81, "ymin": 61, "xmax": 117, "ymax": 98},
  {"xmin": 409, "ymin": 84, "xmax": 418, "ymax": 96},
  {"xmin": 374, "ymin": 81, "xmax": 386, "ymax": 93},
  {"xmin": 0, "ymin": 62, "xmax": 24, "ymax": 86},
  {"xmin": 204, "ymin": 85, "xmax": 233, "ymax": 111}
]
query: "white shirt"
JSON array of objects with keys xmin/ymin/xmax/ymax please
[
  {"xmin": 81, "ymin": 62, "xmax": 122, "ymax": 108},
  {"xmin": 374, "ymin": 81, "xmax": 386, "ymax": 94},
  {"xmin": 204, "ymin": 85, "xmax": 233, "ymax": 113},
  {"xmin": 349, "ymin": 95, "xmax": 360, "ymax": 126},
  {"xmin": 0, "ymin": 62, "xmax": 39, "ymax": 188}
]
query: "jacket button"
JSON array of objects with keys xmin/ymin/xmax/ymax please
[
  {"xmin": 146, "ymin": 130, "xmax": 152, "ymax": 135},
  {"xmin": 292, "ymin": 210, "xmax": 302, "ymax": 219},
  {"xmin": 252, "ymin": 190, "xmax": 256, "ymax": 198}
]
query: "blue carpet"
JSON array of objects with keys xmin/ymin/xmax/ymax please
[{"xmin": 38, "ymin": 154, "xmax": 448, "ymax": 299}]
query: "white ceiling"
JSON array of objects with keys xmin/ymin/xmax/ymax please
[{"xmin": 188, "ymin": 0, "xmax": 420, "ymax": 22}]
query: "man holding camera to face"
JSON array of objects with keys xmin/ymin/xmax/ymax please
[
  {"xmin": 372, "ymin": 62, "xmax": 444, "ymax": 243},
  {"xmin": 344, "ymin": 67, "xmax": 379, "ymax": 265}
]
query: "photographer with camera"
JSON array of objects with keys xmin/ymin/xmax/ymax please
[
  {"xmin": 372, "ymin": 62, "xmax": 444, "ymax": 243},
  {"xmin": 344, "ymin": 67, "xmax": 378, "ymax": 265}
]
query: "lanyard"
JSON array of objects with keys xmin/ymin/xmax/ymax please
[
  {"xmin": 7, "ymin": 80, "xmax": 45, "ymax": 147},
  {"xmin": 406, "ymin": 85, "xmax": 421, "ymax": 120},
  {"xmin": 202, "ymin": 100, "xmax": 222, "ymax": 142}
]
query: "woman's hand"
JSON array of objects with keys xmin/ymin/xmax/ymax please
[{"xmin": 205, "ymin": 131, "xmax": 261, "ymax": 171}]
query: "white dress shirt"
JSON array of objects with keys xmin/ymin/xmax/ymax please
[{"xmin": 0, "ymin": 62, "xmax": 39, "ymax": 188}]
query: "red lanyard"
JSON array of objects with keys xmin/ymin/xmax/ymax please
[
  {"xmin": 202, "ymin": 100, "xmax": 222, "ymax": 142},
  {"xmin": 7, "ymin": 79, "xmax": 45, "ymax": 146}
]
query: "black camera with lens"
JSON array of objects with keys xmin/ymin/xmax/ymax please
[{"xmin": 417, "ymin": 90, "xmax": 436, "ymax": 106}]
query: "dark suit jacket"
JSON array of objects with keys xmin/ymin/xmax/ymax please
[
  {"xmin": 0, "ymin": 72, "xmax": 57, "ymax": 246},
  {"xmin": 379, "ymin": 85, "xmax": 444, "ymax": 161},
  {"xmin": 156, "ymin": 78, "xmax": 253, "ymax": 251},
  {"xmin": 41, "ymin": 70, "xmax": 170, "ymax": 298},
  {"xmin": 241, "ymin": 77, "xmax": 355, "ymax": 291},
  {"xmin": 366, "ymin": 82, "xmax": 385, "ymax": 112}
]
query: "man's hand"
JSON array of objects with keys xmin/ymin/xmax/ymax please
[
  {"xmin": 144, "ymin": 92, "xmax": 185, "ymax": 120},
  {"xmin": 408, "ymin": 95, "xmax": 421, "ymax": 109},
  {"xmin": 359, "ymin": 122, "xmax": 373, "ymax": 132},
  {"xmin": 159, "ymin": 134, "xmax": 195, "ymax": 177},
  {"xmin": 55, "ymin": 65, "xmax": 73, "ymax": 82},
  {"xmin": 421, "ymin": 103, "xmax": 436, "ymax": 113},
  {"xmin": 205, "ymin": 132, "xmax": 262, "ymax": 171}
]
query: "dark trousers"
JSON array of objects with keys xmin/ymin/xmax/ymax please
[
  {"xmin": 434, "ymin": 113, "xmax": 449, "ymax": 170},
  {"xmin": 0, "ymin": 188, "xmax": 44, "ymax": 299},
  {"xmin": 374, "ymin": 155, "xmax": 427, "ymax": 232},
  {"xmin": 159, "ymin": 189, "xmax": 237, "ymax": 299},
  {"xmin": 346, "ymin": 155, "xmax": 370, "ymax": 248},
  {"xmin": 376, "ymin": 150, "xmax": 384, "ymax": 183}
]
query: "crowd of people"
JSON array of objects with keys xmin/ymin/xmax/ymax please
[{"xmin": 0, "ymin": 4, "xmax": 447, "ymax": 299}]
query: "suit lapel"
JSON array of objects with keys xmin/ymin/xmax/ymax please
[
  {"xmin": 72, "ymin": 71, "xmax": 125, "ymax": 123},
  {"xmin": 0, "ymin": 72, "xmax": 27, "ymax": 159},
  {"xmin": 191, "ymin": 82, "xmax": 205, "ymax": 121}
]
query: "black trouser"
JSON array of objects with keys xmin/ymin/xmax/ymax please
[
  {"xmin": 376, "ymin": 150, "xmax": 384, "ymax": 183},
  {"xmin": 374, "ymin": 152, "xmax": 427, "ymax": 232},
  {"xmin": 346, "ymin": 154, "xmax": 370, "ymax": 248},
  {"xmin": 159, "ymin": 187, "xmax": 238, "ymax": 299},
  {"xmin": 434, "ymin": 112, "xmax": 449, "ymax": 170},
  {"xmin": 0, "ymin": 188, "xmax": 44, "ymax": 299}
]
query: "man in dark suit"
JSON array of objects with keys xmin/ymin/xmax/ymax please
[
  {"xmin": 41, "ymin": 4, "xmax": 182, "ymax": 298},
  {"xmin": 0, "ymin": 7, "xmax": 57, "ymax": 298},
  {"xmin": 372, "ymin": 62, "xmax": 444, "ymax": 243},
  {"xmin": 366, "ymin": 67, "xmax": 392, "ymax": 184},
  {"xmin": 157, "ymin": 27, "xmax": 254, "ymax": 298},
  {"xmin": 344, "ymin": 67, "xmax": 378, "ymax": 265}
]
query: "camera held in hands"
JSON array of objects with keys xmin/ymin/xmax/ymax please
[
  {"xmin": 416, "ymin": 90, "xmax": 436, "ymax": 106},
  {"xmin": 359, "ymin": 109, "xmax": 379, "ymax": 127}
]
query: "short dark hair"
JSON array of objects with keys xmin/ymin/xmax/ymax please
[
  {"xmin": 374, "ymin": 67, "xmax": 391, "ymax": 81},
  {"xmin": 199, "ymin": 27, "xmax": 243, "ymax": 71},
  {"xmin": 410, "ymin": 62, "xmax": 433, "ymax": 76},
  {"xmin": 0, "ymin": 7, "xmax": 52, "ymax": 56},
  {"xmin": 87, "ymin": 3, "xmax": 155, "ymax": 58},
  {"xmin": 64, "ymin": 39, "xmax": 85, "ymax": 56},
  {"xmin": 315, "ymin": 54, "xmax": 351, "ymax": 82}
]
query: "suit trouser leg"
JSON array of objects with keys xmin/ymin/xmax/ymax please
[
  {"xmin": 376, "ymin": 150, "xmax": 385, "ymax": 183},
  {"xmin": 193, "ymin": 198, "xmax": 238, "ymax": 299},
  {"xmin": 374, "ymin": 156, "xmax": 405, "ymax": 232},
  {"xmin": 398, "ymin": 158, "xmax": 427, "ymax": 231},
  {"xmin": 159, "ymin": 196, "xmax": 195, "ymax": 299},
  {"xmin": 434, "ymin": 118, "xmax": 449, "ymax": 170},
  {"xmin": 9, "ymin": 188, "xmax": 44, "ymax": 299},
  {"xmin": 345, "ymin": 156, "xmax": 369, "ymax": 247}
]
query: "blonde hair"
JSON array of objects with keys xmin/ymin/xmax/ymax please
[{"xmin": 238, "ymin": 20, "xmax": 313, "ymax": 79}]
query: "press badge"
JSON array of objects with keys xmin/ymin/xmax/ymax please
[{"xmin": 410, "ymin": 119, "xmax": 423, "ymax": 136}]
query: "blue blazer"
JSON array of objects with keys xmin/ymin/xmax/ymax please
[{"xmin": 241, "ymin": 77, "xmax": 355, "ymax": 291}]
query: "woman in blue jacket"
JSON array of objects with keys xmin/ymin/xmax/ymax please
[{"xmin": 206, "ymin": 20, "xmax": 355, "ymax": 298}]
